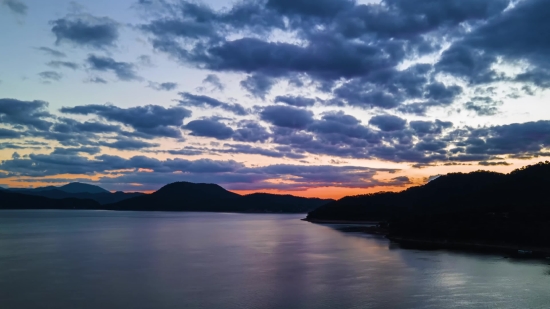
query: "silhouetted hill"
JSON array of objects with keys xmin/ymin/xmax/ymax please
[
  {"xmin": 0, "ymin": 190, "xmax": 100, "ymax": 210},
  {"xmin": 8, "ymin": 183, "xmax": 143, "ymax": 205},
  {"xmin": 8, "ymin": 189, "xmax": 144, "ymax": 205},
  {"xmin": 58, "ymin": 182, "xmax": 110, "ymax": 194},
  {"xmin": 12, "ymin": 182, "xmax": 109, "ymax": 194},
  {"xmin": 307, "ymin": 171, "xmax": 505, "ymax": 221},
  {"xmin": 308, "ymin": 161, "xmax": 550, "ymax": 248},
  {"xmin": 105, "ymin": 182, "xmax": 332, "ymax": 213}
]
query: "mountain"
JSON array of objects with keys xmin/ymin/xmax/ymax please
[
  {"xmin": 12, "ymin": 182, "xmax": 109, "ymax": 194},
  {"xmin": 307, "ymin": 161, "xmax": 550, "ymax": 248},
  {"xmin": 306, "ymin": 171, "xmax": 505, "ymax": 222},
  {"xmin": 0, "ymin": 190, "xmax": 100, "ymax": 210},
  {"xmin": 104, "ymin": 182, "xmax": 332, "ymax": 213},
  {"xmin": 8, "ymin": 182, "xmax": 143, "ymax": 205},
  {"xmin": 58, "ymin": 182, "xmax": 110, "ymax": 194}
]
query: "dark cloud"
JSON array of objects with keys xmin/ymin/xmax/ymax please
[
  {"xmin": 52, "ymin": 118, "xmax": 121, "ymax": 135},
  {"xmin": 164, "ymin": 146, "xmax": 206, "ymax": 156},
  {"xmin": 2, "ymin": 0, "xmax": 27, "ymax": 15},
  {"xmin": 47, "ymin": 61, "xmax": 80, "ymax": 70},
  {"xmin": 463, "ymin": 97, "xmax": 502, "ymax": 116},
  {"xmin": 462, "ymin": 121, "xmax": 550, "ymax": 157},
  {"xmin": 148, "ymin": 81, "xmax": 178, "ymax": 91},
  {"xmin": 410, "ymin": 120, "xmax": 453, "ymax": 135},
  {"xmin": 51, "ymin": 147, "xmax": 101, "ymax": 156},
  {"xmin": 38, "ymin": 71, "xmax": 63, "ymax": 81},
  {"xmin": 232, "ymin": 120, "xmax": 271, "ymax": 143},
  {"xmin": 369, "ymin": 115, "xmax": 407, "ymax": 132},
  {"xmin": 86, "ymin": 77, "xmax": 108, "ymax": 84},
  {"xmin": 86, "ymin": 55, "xmax": 140, "ymax": 81},
  {"xmin": 478, "ymin": 161, "xmax": 512, "ymax": 166},
  {"xmin": 178, "ymin": 92, "xmax": 247, "ymax": 115},
  {"xmin": 436, "ymin": 0, "xmax": 550, "ymax": 86},
  {"xmin": 0, "ymin": 150, "xmax": 402, "ymax": 191},
  {"xmin": 0, "ymin": 128, "xmax": 21, "ymax": 139},
  {"xmin": 0, "ymin": 98, "xmax": 52, "ymax": 130},
  {"xmin": 183, "ymin": 118, "xmax": 234, "ymax": 139},
  {"xmin": 60, "ymin": 104, "xmax": 190, "ymax": 138},
  {"xmin": 202, "ymin": 74, "xmax": 224, "ymax": 91},
  {"xmin": 240, "ymin": 74, "xmax": 275, "ymax": 99},
  {"xmin": 99, "ymin": 139, "xmax": 160, "ymax": 151},
  {"xmin": 138, "ymin": 0, "xmax": 539, "ymax": 112},
  {"xmin": 424, "ymin": 82, "xmax": 463, "ymax": 105},
  {"xmin": 0, "ymin": 144, "xmax": 32, "ymax": 150},
  {"xmin": 219, "ymin": 143, "xmax": 305, "ymax": 159},
  {"xmin": 265, "ymin": 0, "xmax": 353, "ymax": 18},
  {"xmin": 275, "ymin": 95, "xmax": 316, "ymax": 107},
  {"xmin": 36, "ymin": 47, "xmax": 66, "ymax": 58},
  {"xmin": 260, "ymin": 105, "xmax": 314, "ymax": 129},
  {"xmin": 51, "ymin": 14, "xmax": 119, "ymax": 49}
]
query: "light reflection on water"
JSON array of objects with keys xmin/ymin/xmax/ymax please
[{"xmin": 0, "ymin": 210, "xmax": 549, "ymax": 309}]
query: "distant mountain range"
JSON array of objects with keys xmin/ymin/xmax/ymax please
[
  {"xmin": 1, "ymin": 182, "xmax": 333, "ymax": 214},
  {"xmin": 9, "ymin": 182, "xmax": 144, "ymax": 205}
]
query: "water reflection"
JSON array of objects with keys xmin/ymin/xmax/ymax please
[{"xmin": 0, "ymin": 211, "xmax": 549, "ymax": 309}]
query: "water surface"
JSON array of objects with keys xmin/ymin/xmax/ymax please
[{"xmin": 1, "ymin": 210, "xmax": 549, "ymax": 309}]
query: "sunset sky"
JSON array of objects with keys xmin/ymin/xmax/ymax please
[{"xmin": 1, "ymin": 0, "xmax": 550, "ymax": 198}]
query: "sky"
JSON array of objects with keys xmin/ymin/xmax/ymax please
[{"xmin": 1, "ymin": 0, "xmax": 550, "ymax": 198}]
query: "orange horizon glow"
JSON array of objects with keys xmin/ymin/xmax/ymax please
[{"xmin": 1, "ymin": 158, "xmax": 548, "ymax": 199}]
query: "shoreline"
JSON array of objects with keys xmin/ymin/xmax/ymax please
[
  {"xmin": 301, "ymin": 218, "xmax": 380, "ymax": 225},
  {"xmin": 388, "ymin": 236, "xmax": 550, "ymax": 258},
  {"xmin": 306, "ymin": 219, "xmax": 550, "ymax": 258}
]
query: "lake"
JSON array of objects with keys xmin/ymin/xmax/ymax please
[{"xmin": 1, "ymin": 210, "xmax": 549, "ymax": 309}]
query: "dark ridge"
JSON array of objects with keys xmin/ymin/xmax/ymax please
[
  {"xmin": 307, "ymin": 170, "xmax": 505, "ymax": 221},
  {"xmin": 58, "ymin": 182, "xmax": 110, "ymax": 194},
  {"xmin": 104, "ymin": 182, "xmax": 332, "ymax": 213},
  {"xmin": 0, "ymin": 190, "xmax": 100, "ymax": 210},
  {"xmin": 307, "ymin": 161, "xmax": 550, "ymax": 248},
  {"xmin": 11, "ymin": 182, "xmax": 109, "ymax": 194},
  {"xmin": 6, "ymin": 189, "xmax": 145, "ymax": 205},
  {"xmin": 153, "ymin": 181, "xmax": 240, "ymax": 199}
]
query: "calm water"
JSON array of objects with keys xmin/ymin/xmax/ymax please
[{"xmin": 1, "ymin": 211, "xmax": 549, "ymax": 309}]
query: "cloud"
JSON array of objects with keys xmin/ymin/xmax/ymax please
[
  {"xmin": 148, "ymin": 81, "xmax": 178, "ymax": 91},
  {"xmin": 410, "ymin": 120, "xmax": 453, "ymax": 135},
  {"xmin": 38, "ymin": 71, "xmax": 63, "ymax": 81},
  {"xmin": 51, "ymin": 147, "xmax": 101, "ymax": 155},
  {"xmin": 464, "ymin": 97, "xmax": 502, "ymax": 116},
  {"xmin": 240, "ymin": 74, "xmax": 275, "ymax": 99},
  {"xmin": 138, "ymin": 0, "xmax": 540, "ymax": 112},
  {"xmin": 36, "ymin": 47, "xmax": 66, "ymax": 58},
  {"xmin": 86, "ymin": 77, "xmax": 108, "ymax": 84},
  {"xmin": 86, "ymin": 55, "xmax": 140, "ymax": 81},
  {"xmin": 183, "ymin": 118, "xmax": 234, "ymax": 139},
  {"xmin": 478, "ymin": 161, "xmax": 512, "ymax": 166},
  {"xmin": 260, "ymin": 105, "xmax": 314, "ymax": 129},
  {"xmin": 219, "ymin": 143, "xmax": 305, "ymax": 159},
  {"xmin": 369, "ymin": 115, "xmax": 407, "ymax": 132},
  {"xmin": 202, "ymin": 74, "xmax": 224, "ymax": 91},
  {"xmin": 2, "ymin": 0, "xmax": 27, "ymax": 15},
  {"xmin": 46, "ymin": 61, "xmax": 80, "ymax": 70},
  {"xmin": 232, "ymin": 120, "xmax": 271, "ymax": 143},
  {"xmin": 99, "ymin": 139, "xmax": 160, "ymax": 151},
  {"xmin": 0, "ymin": 98, "xmax": 53, "ymax": 130},
  {"xmin": 60, "ymin": 104, "xmax": 190, "ymax": 138},
  {"xmin": 274, "ymin": 95, "xmax": 316, "ymax": 107},
  {"xmin": 0, "ymin": 150, "xmax": 402, "ymax": 191},
  {"xmin": 51, "ymin": 14, "xmax": 119, "ymax": 49},
  {"xmin": 52, "ymin": 117, "xmax": 121, "ymax": 135},
  {"xmin": 178, "ymin": 92, "xmax": 247, "ymax": 116},
  {"xmin": 0, "ymin": 128, "xmax": 21, "ymax": 139}
]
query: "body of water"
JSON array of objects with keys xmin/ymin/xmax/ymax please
[{"xmin": 1, "ymin": 210, "xmax": 549, "ymax": 309}]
